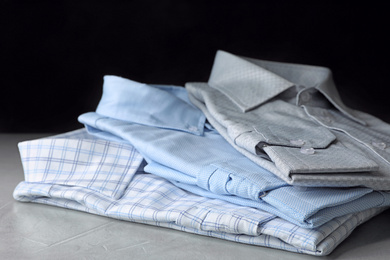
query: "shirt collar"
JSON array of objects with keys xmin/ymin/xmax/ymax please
[
  {"xmin": 207, "ymin": 50, "xmax": 365, "ymax": 125},
  {"xmin": 95, "ymin": 76, "xmax": 206, "ymax": 135}
]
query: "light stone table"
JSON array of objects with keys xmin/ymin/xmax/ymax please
[{"xmin": 1, "ymin": 133, "xmax": 390, "ymax": 260}]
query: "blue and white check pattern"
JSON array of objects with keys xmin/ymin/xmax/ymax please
[
  {"xmin": 18, "ymin": 131, "xmax": 143, "ymax": 200},
  {"xmin": 13, "ymin": 129, "xmax": 388, "ymax": 256}
]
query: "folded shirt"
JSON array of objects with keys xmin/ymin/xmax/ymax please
[
  {"xmin": 77, "ymin": 76, "xmax": 390, "ymax": 228},
  {"xmin": 186, "ymin": 50, "xmax": 390, "ymax": 190},
  {"xmin": 13, "ymin": 129, "xmax": 388, "ymax": 256}
]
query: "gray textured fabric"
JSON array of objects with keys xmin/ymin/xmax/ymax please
[{"xmin": 186, "ymin": 50, "xmax": 390, "ymax": 190}]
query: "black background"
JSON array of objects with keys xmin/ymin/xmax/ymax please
[{"xmin": 1, "ymin": 1, "xmax": 389, "ymax": 133}]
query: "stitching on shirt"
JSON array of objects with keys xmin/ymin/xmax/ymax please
[
  {"xmin": 305, "ymin": 107, "xmax": 388, "ymax": 167},
  {"xmin": 232, "ymin": 130, "xmax": 256, "ymax": 152},
  {"xmin": 266, "ymin": 145, "xmax": 301, "ymax": 175},
  {"xmin": 264, "ymin": 191, "xmax": 309, "ymax": 220},
  {"xmin": 377, "ymin": 191, "xmax": 387, "ymax": 207},
  {"xmin": 253, "ymin": 60, "xmax": 330, "ymax": 75},
  {"xmin": 213, "ymin": 82, "xmax": 291, "ymax": 112},
  {"xmin": 210, "ymin": 160, "xmax": 271, "ymax": 198},
  {"xmin": 94, "ymin": 116, "xmax": 110, "ymax": 128},
  {"xmin": 253, "ymin": 126, "xmax": 270, "ymax": 143}
]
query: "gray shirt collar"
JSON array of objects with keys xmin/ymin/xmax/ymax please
[{"xmin": 208, "ymin": 50, "xmax": 365, "ymax": 125}]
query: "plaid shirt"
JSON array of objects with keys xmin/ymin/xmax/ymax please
[{"xmin": 13, "ymin": 129, "xmax": 388, "ymax": 256}]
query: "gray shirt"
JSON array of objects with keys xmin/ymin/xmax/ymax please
[{"xmin": 186, "ymin": 50, "xmax": 390, "ymax": 190}]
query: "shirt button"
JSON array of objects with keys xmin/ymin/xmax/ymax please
[
  {"xmin": 300, "ymin": 91, "xmax": 312, "ymax": 102},
  {"xmin": 300, "ymin": 147, "xmax": 315, "ymax": 155}
]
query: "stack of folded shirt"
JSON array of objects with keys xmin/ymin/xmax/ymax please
[{"xmin": 13, "ymin": 50, "xmax": 390, "ymax": 256}]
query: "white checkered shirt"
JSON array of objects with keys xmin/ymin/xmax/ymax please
[{"xmin": 13, "ymin": 129, "xmax": 388, "ymax": 256}]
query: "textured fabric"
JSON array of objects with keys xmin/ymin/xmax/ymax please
[
  {"xmin": 13, "ymin": 129, "xmax": 389, "ymax": 256},
  {"xmin": 77, "ymin": 76, "xmax": 390, "ymax": 228},
  {"xmin": 186, "ymin": 50, "xmax": 390, "ymax": 190},
  {"xmin": 17, "ymin": 131, "xmax": 143, "ymax": 200}
]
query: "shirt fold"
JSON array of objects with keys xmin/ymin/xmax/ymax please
[
  {"xmin": 13, "ymin": 129, "xmax": 389, "ymax": 256},
  {"xmin": 186, "ymin": 50, "xmax": 390, "ymax": 189},
  {"xmin": 77, "ymin": 76, "xmax": 390, "ymax": 228},
  {"xmin": 12, "ymin": 50, "xmax": 390, "ymax": 257}
]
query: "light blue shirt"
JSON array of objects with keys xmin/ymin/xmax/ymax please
[{"xmin": 78, "ymin": 75, "xmax": 390, "ymax": 228}]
